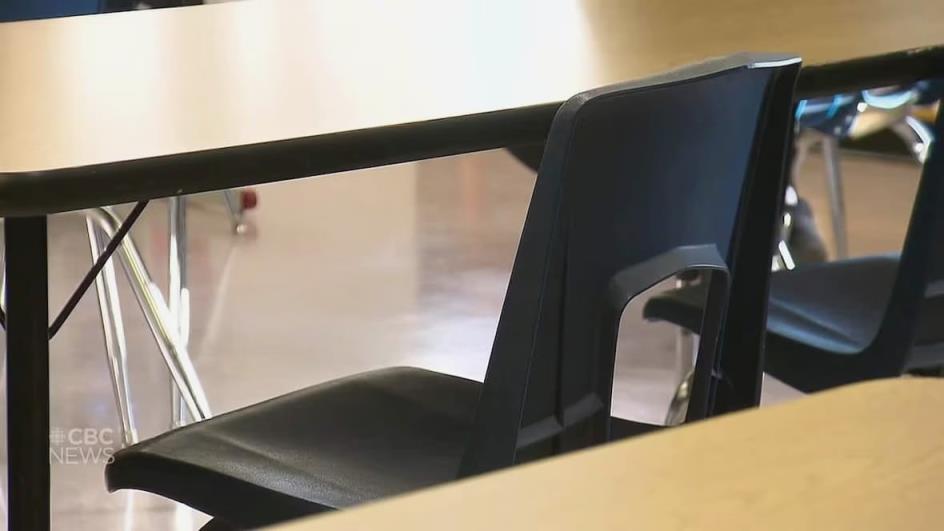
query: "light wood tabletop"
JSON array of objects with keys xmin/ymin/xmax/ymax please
[
  {"xmin": 272, "ymin": 378, "xmax": 944, "ymax": 531},
  {"xmin": 1, "ymin": 0, "xmax": 942, "ymax": 189}
]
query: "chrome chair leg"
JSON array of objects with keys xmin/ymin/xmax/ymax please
[
  {"xmin": 666, "ymin": 274, "xmax": 699, "ymax": 426},
  {"xmin": 777, "ymin": 132, "xmax": 815, "ymax": 271},
  {"xmin": 775, "ymin": 240, "xmax": 796, "ymax": 271},
  {"xmin": 85, "ymin": 207, "xmax": 211, "ymax": 421},
  {"xmin": 891, "ymin": 115, "xmax": 934, "ymax": 164},
  {"xmin": 821, "ymin": 135, "xmax": 849, "ymax": 259},
  {"xmin": 86, "ymin": 219, "xmax": 139, "ymax": 446},
  {"xmin": 776, "ymin": 185, "xmax": 799, "ymax": 271},
  {"xmin": 665, "ymin": 367, "xmax": 694, "ymax": 426},
  {"xmin": 673, "ymin": 276, "xmax": 699, "ymax": 380},
  {"xmin": 222, "ymin": 190, "xmax": 247, "ymax": 234},
  {"xmin": 665, "ymin": 330, "xmax": 698, "ymax": 426},
  {"xmin": 168, "ymin": 197, "xmax": 190, "ymax": 428},
  {"xmin": 675, "ymin": 327, "xmax": 697, "ymax": 387}
]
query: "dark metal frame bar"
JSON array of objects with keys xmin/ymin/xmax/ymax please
[{"xmin": 5, "ymin": 217, "xmax": 50, "ymax": 531}]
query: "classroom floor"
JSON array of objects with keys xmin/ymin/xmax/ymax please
[{"xmin": 0, "ymin": 147, "xmax": 921, "ymax": 530}]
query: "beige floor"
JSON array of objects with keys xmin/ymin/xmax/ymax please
[{"xmin": 0, "ymin": 147, "xmax": 921, "ymax": 529}]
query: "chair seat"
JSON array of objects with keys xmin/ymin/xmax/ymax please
[
  {"xmin": 106, "ymin": 367, "xmax": 480, "ymax": 528},
  {"xmin": 643, "ymin": 255, "xmax": 944, "ymax": 388}
]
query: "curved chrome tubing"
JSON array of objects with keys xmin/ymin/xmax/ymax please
[
  {"xmin": 776, "ymin": 184, "xmax": 800, "ymax": 271},
  {"xmin": 665, "ymin": 367, "xmax": 694, "ymax": 426},
  {"xmin": 86, "ymin": 219, "xmax": 139, "ymax": 446},
  {"xmin": 892, "ymin": 115, "xmax": 934, "ymax": 164},
  {"xmin": 666, "ymin": 273, "xmax": 700, "ymax": 426},
  {"xmin": 84, "ymin": 207, "xmax": 211, "ymax": 425}
]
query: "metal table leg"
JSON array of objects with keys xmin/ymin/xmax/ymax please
[
  {"xmin": 85, "ymin": 208, "xmax": 210, "ymax": 421},
  {"xmin": 86, "ymin": 219, "xmax": 138, "ymax": 446},
  {"xmin": 5, "ymin": 216, "xmax": 50, "ymax": 531},
  {"xmin": 168, "ymin": 196, "xmax": 190, "ymax": 428}
]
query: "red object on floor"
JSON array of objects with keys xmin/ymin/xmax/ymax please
[{"xmin": 240, "ymin": 189, "xmax": 258, "ymax": 210}]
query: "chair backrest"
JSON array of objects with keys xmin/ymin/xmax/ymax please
[
  {"xmin": 459, "ymin": 54, "xmax": 800, "ymax": 477},
  {"xmin": 869, "ymin": 109, "xmax": 944, "ymax": 371},
  {"xmin": 0, "ymin": 1, "xmax": 198, "ymax": 23},
  {"xmin": 0, "ymin": 0, "xmax": 100, "ymax": 22}
]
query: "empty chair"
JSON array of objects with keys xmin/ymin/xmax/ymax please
[
  {"xmin": 105, "ymin": 54, "xmax": 800, "ymax": 529},
  {"xmin": 789, "ymin": 87, "xmax": 934, "ymax": 264},
  {"xmin": 645, "ymin": 107, "xmax": 944, "ymax": 393},
  {"xmin": 788, "ymin": 93, "xmax": 862, "ymax": 263}
]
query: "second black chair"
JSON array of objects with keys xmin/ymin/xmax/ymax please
[
  {"xmin": 645, "ymin": 107, "xmax": 944, "ymax": 393},
  {"xmin": 105, "ymin": 54, "xmax": 800, "ymax": 528}
]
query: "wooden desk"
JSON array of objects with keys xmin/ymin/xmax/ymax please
[
  {"xmin": 276, "ymin": 379, "xmax": 944, "ymax": 531},
  {"xmin": 1, "ymin": 0, "xmax": 943, "ymax": 215},
  {"xmin": 2, "ymin": 2, "xmax": 943, "ymax": 529}
]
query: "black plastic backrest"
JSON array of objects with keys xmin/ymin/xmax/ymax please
[
  {"xmin": 459, "ymin": 54, "xmax": 800, "ymax": 477},
  {"xmin": 869, "ymin": 109, "xmax": 944, "ymax": 371}
]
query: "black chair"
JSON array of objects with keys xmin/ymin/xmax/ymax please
[
  {"xmin": 645, "ymin": 107, "xmax": 944, "ymax": 393},
  {"xmin": 105, "ymin": 54, "xmax": 800, "ymax": 528},
  {"xmin": 0, "ymin": 0, "xmax": 200, "ymax": 22}
]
